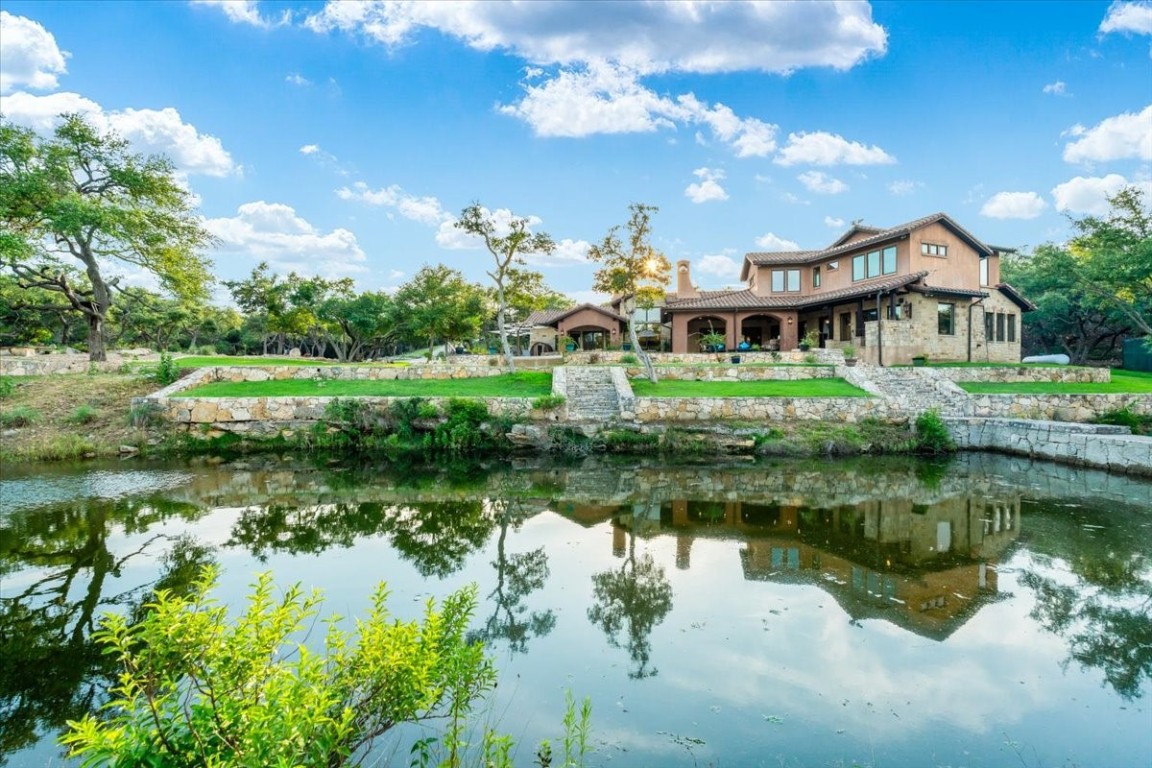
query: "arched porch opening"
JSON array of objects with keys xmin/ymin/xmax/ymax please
[
  {"xmin": 529, "ymin": 342, "xmax": 555, "ymax": 356},
  {"xmin": 685, "ymin": 315, "xmax": 728, "ymax": 352},
  {"xmin": 567, "ymin": 325, "xmax": 612, "ymax": 350},
  {"xmin": 739, "ymin": 313, "xmax": 784, "ymax": 350}
]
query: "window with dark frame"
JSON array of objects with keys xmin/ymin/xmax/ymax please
[
  {"xmin": 985, "ymin": 312, "xmax": 994, "ymax": 343},
  {"xmin": 979, "ymin": 257, "xmax": 989, "ymax": 287},
  {"xmin": 938, "ymin": 303, "xmax": 955, "ymax": 335},
  {"xmin": 852, "ymin": 255, "xmax": 865, "ymax": 281},
  {"xmin": 771, "ymin": 268, "xmax": 800, "ymax": 292},
  {"xmin": 813, "ymin": 266, "xmax": 821, "ymax": 288},
  {"xmin": 1008, "ymin": 314, "xmax": 1016, "ymax": 342},
  {"xmin": 921, "ymin": 242, "xmax": 948, "ymax": 257},
  {"xmin": 996, "ymin": 312, "xmax": 1006, "ymax": 342}
]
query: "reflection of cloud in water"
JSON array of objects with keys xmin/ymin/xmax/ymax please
[{"xmin": 0, "ymin": 470, "xmax": 194, "ymax": 512}]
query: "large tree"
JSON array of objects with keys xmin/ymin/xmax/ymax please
[
  {"xmin": 1067, "ymin": 186, "xmax": 1152, "ymax": 339},
  {"xmin": 393, "ymin": 264, "xmax": 487, "ymax": 358},
  {"xmin": 0, "ymin": 115, "xmax": 215, "ymax": 360},
  {"xmin": 588, "ymin": 203, "xmax": 671, "ymax": 383},
  {"xmin": 456, "ymin": 204, "xmax": 555, "ymax": 371}
]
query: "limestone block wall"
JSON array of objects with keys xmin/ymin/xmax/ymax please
[
  {"xmin": 945, "ymin": 418, "xmax": 1151, "ymax": 476},
  {"xmin": 566, "ymin": 349, "xmax": 845, "ymax": 365},
  {"xmin": 632, "ymin": 396, "xmax": 897, "ymax": 423},
  {"xmin": 934, "ymin": 366, "xmax": 1110, "ymax": 384},
  {"xmin": 966, "ymin": 393, "xmax": 1151, "ymax": 420},
  {"xmin": 626, "ymin": 365, "xmax": 837, "ymax": 381},
  {"xmin": 862, "ymin": 292, "xmax": 1023, "ymax": 365}
]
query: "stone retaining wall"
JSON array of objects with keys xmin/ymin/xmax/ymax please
[
  {"xmin": 632, "ymin": 396, "xmax": 896, "ymax": 422},
  {"xmin": 966, "ymin": 393, "xmax": 1150, "ymax": 420},
  {"xmin": 934, "ymin": 366, "xmax": 1109, "ymax": 383},
  {"xmin": 627, "ymin": 365, "xmax": 837, "ymax": 381},
  {"xmin": 945, "ymin": 417, "xmax": 1151, "ymax": 476},
  {"xmin": 0, "ymin": 352, "xmax": 156, "ymax": 376},
  {"xmin": 566, "ymin": 349, "xmax": 845, "ymax": 365}
]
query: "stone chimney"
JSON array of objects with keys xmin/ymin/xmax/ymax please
[{"xmin": 675, "ymin": 260, "xmax": 699, "ymax": 299}]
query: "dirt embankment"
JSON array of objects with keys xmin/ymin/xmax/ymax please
[{"xmin": 1, "ymin": 373, "xmax": 165, "ymax": 463}]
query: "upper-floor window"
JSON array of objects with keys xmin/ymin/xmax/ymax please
[
  {"xmin": 771, "ymin": 268, "xmax": 800, "ymax": 292},
  {"xmin": 922, "ymin": 242, "xmax": 948, "ymax": 257},
  {"xmin": 828, "ymin": 260, "xmax": 839, "ymax": 271},
  {"xmin": 979, "ymin": 257, "xmax": 989, "ymax": 286},
  {"xmin": 813, "ymin": 266, "xmax": 821, "ymax": 288},
  {"xmin": 853, "ymin": 246, "xmax": 899, "ymax": 282},
  {"xmin": 938, "ymin": 303, "xmax": 956, "ymax": 335}
]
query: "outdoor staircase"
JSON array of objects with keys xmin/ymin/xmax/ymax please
[
  {"xmin": 562, "ymin": 366, "xmax": 626, "ymax": 421},
  {"xmin": 842, "ymin": 366, "xmax": 971, "ymax": 416}
]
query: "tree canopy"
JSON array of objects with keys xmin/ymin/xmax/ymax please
[{"xmin": 0, "ymin": 114, "xmax": 216, "ymax": 360}]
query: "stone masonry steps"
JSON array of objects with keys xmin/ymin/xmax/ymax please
[
  {"xmin": 562, "ymin": 366, "xmax": 623, "ymax": 421},
  {"xmin": 843, "ymin": 365, "xmax": 971, "ymax": 416}
]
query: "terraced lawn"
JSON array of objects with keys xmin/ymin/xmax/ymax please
[
  {"xmin": 178, "ymin": 372, "xmax": 553, "ymax": 398},
  {"xmin": 630, "ymin": 378, "xmax": 870, "ymax": 397},
  {"xmin": 166, "ymin": 356, "xmax": 410, "ymax": 368},
  {"xmin": 957, "ymin": 370, "xmax": 1152, "ymax": 394}
]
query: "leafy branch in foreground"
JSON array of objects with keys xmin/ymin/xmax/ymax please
[{"xmin": 62, "ymin": 567, "xmax": 495, "ymax": 767}]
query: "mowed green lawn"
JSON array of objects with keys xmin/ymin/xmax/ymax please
[
  {"xmin": 630, "ymin": 378, "xmax": 870, "ymax": 397},
  {"xmin": 178, "ymin": 372, "xmax": 553, "ymax": 398},
  {"xmin": 958, "ymin": 370, "xmax": 1152, "ymax": 394}
]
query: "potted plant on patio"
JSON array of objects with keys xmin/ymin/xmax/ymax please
[
  {"xmin": 842, "ymin": 343, "xmax": 858, "ymax": 366},
  {"xmin": 699, "ymin": 331, "xmax": 727, "ymax": 355},
  {"xmin": 798, "ymin": 330, "xmax": 819, "ymax": 352},
  {"xmin": 911, "ymin": 352, "xmax": 928, "ymax": 367}
]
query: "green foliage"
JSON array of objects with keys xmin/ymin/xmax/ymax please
[
  {"xmin": 841, "ymin": 343, "xmax": 857, "ymax": 359},
  {"xmin": 0, "ymin": 375, "xmax": 14, "ymax": 398},
  {"xmin": 392, "ymin": 265, "xmax": 487, "ymax": 358},
  {"xmin": 127, "ymin": 401, "xmax": 165, "ymax": 428},
  {"xmin": 914, "ymin": 409, "xmax": 956, "ymax": 455},
  {"xmin": 61, "ymin": 568, "xmax": 495, "ymax": 767},
  {"xmin": 1, "ymin": 405, "xmax": 41, "ymax": 427},
  {"xmin": 601, "ymin": 429, "xmax": 659, "ymax": 452},
  {"xmin": 620, "ymin": 353, "xmax": 639, "ymax": 365},
  {"xmin": 153, "ymin": 351, "xmax": 180, "ymax": 385},
  {"xmin": 532, "ymin": 394, "xmax": 566, "ymax": 411},
  {"xmin": 67, "ymin": 404, "xmax": 99, "ymax": 424},
  {"xmin": 803, "ymin": 352, "xmax": 818, "ymax": 364},
  {"xmin": 1094, "ymin": 406, "xmax": 1152, "ymax": 436}
]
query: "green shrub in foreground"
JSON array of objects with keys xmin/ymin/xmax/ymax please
[
  {"xmin": 1, "ymin": 405, "xmax": 41, "ymax": 427},
  {"xmin": 915, "ymin": 408, "xmax": 956, "ymax": 454}
]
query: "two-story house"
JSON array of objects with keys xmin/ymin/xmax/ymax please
[{"xmin": 662, "ymin": 212, "xmax": 1034, "ymax": 364}]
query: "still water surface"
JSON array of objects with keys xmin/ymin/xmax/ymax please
[{"xmin": 2, "ymin": 454, "xmax": 1150, "ymax": 767}]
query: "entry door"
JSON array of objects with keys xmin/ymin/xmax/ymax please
[{"xmin": 839, "ymin": 312, "xmax": 851, "ymax": 341}]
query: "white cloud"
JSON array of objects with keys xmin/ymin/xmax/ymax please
[
  {"xmin": 684, "ymin": 167, "xmax": 728, "ymax": 203},
  {"xmin": 1099, "ymin": 1, "xmax": 1152, "ymax": 35},
  {"xmin": 286, "ymin": 73, "xmax": 312, "ymax": 86},
  {"xmin": 1062, "ymin": 105, "xmax": 1152, "ymax": 163},
  {"xmin": 0, "ymin": 92, "xmax": 237, "ymax": 177},
  {"xmin": 980, "ymin": 191, "xmax": 1048, "ymax": 219},
  {"xmin": 497, "ymin": 64, "xmax": 777, "ymax": 157},
  {"xmin": 1051, "ymin": 173, "xmax": 1152, "ymax": 214},
  {"xmin": 797, "ymin": 170, "xmax": 848, "ymax": 194},
  {"xmin": 0, "ymin": 12, "xmax": 68, "ymax": 94},
  {"xmin": 535, "ymin": 237, "xmax": 591, "ymax": 266},
  {"xmin": 695, "ymin": 253, "xmax": 742, "ymax": 280},
  {"xmin": 1042, "ymin": 80, "xmax": 1067, "ymax": 95},
  {"xmin": 304, "ymin": 0, "xmax": 887, "ymax": 75},
  {"xmin": 824, "ymin": 216, "xmax": 845, "ymax": 228},
  {"xmin": 774, "ymin": 131, "xmax": 896, "ymax": 166},
  {"xmin": 300, "ymin": 144, "xmax": 320, "ymax": 155},
  {"xmin": 754, "ymin": 232, "xmax": 800, "ymax": 250},
  {"xmin": 337, "ymin": 181, "xmax": 451, "ymax": 226},
  {"xmin": 888, "ymin": 179, "xmax": 923, "ymax": 196},
  {"xmin": 191, "ymin": 0, "xmax": 286, "ymax": 28},
  {"xmin": 203, "ymin": 201, "xmax": 368, "ymax": 278},
  {"xmin": 780, "ymin": 192, "xmax": 810, "ymax": 205}
]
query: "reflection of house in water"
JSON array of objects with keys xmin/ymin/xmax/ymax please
[{"xmin": 571, "ymin": 494, "xmax": 1021, "ymax": 641}]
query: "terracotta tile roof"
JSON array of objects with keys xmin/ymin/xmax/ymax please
[
  {"xmin": 663, "ymin": 272, "xmax": 928, "ymax": 313},
  {"xmin": 907, "ymin": 284, "xmax": 990, "ymax": 299},
  {"xmin": 745, "ymin": 250, "xmax": 820, "ymax": 266},
  {"xmin": 525, "ymin": 303, "xmax": 627, "ymax": 326}
]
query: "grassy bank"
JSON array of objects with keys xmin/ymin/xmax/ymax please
[
  {"xmin": 180, "ymin": 372, "xmax": 553, "ymax": 398},
  {"xmin": 630, "ymin": 378, "xmax": 869, "ymax": 397},
  {"xmin": 957, "ymin": 370, "xmax": 1152, "ymax": 394}
]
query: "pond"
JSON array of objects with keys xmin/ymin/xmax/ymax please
[{"xmin": 2, "ymin": 454, "xmax": 1150, "ymax": 767}]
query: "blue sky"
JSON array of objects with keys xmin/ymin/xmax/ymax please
[{"xmin": 1, "ymin": 0, "xmax": 1150, "ymax": 303}]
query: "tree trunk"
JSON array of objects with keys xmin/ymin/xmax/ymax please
[
  {"xmin": 629, "ymin": 320, "xmax": 657, "ymax": 383},
  {"xmin": 496, "ymin": 284, "xmax": 515, "ymax": 373},
  {"xmin": 87, "ymin": 313, "xmax": 107, "ymax": 361}
]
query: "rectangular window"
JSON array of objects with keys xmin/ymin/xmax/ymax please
[
  {"xmin": 867, "ymin": 250, "xmax": 880, "ymax": 278},
  {"xmin": 938, "ymin": 303, "xmax": 955, "ymax": 335},
  {"xmin": 882, "ymin": 246, "xmax": 897, "ymax": 275},
  {"xmin": 852, "ymin": 255, "xmax": 865, "ymax": 281},
  {"xmin": 863, "ymin": 308, "xmax": 878, "ymax": 323},
  {"xmin": 771, "ymin": 270, "xmax": 784, "ymax": 292},
  {"xmin": 1008, "ymin": 314, "xmax": 1016, "ymax": 343},
  {"xmin": 922, "ymin": 242, "xmax": 948, "ymax": 257},
  {"xmin": 996, "ymin": 312, "xmax": 1006, "ymax": 342},
  {"xmin": 786, "ymin": 269, "xmax": 800, "ymax": 292},
  {"xmin": 985, "ymin": 312, "xmax": 994, "ymax": 342},
  {"xmin": 813, "ymin": 266, "xmax": 821, "ymax": 288},
  {"xmin": 979, "ymin": 257, "xmax": 989, "ymax": 287}
]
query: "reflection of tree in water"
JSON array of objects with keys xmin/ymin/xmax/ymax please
[
  {"xmin": 228, "ymin": 500, "xmax": 496, "ymax": 578},
  {"xmin": 587, "ymin": 529, "xmax": 673, "ymax": 679},
  {"xmin": 0, "ymin": 498, "xmax": 212, "ymax": 763},
  {"xmin": 470, "ymin": 499, "xmax": 556, "ymax": 654},
  {"xmin": 1018, "ymin": 500, "xmax": 1152, "ymax": 700}
]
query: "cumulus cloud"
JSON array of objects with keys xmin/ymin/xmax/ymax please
[
  {"xmin": 980, "ymin": 191, "xmax": 1048, "ymax": 219},
  {"xmin": 775, "ymin": 130, "xmax": 896, "ymax": 167},
  {"xmin": 888, "ymin": 179, "xmax": 923, "ymax": 196},
  {"xmin": 0, "ymin": 12, "xmax": 68, "ymax": 94},
  {"xmin": 684, "ymin": 167, "xmax": 728, "ymax": 203},
  {"xmin": 286, "ymin": 73, "xmax": 312, "ymax": 86},
  {"xmin": 695, "ymin": 253, "xmax": 742, "ymax": 280},
  {"xmin": 337, "ymin": 181, "xmax": 452, "ymax": 226},
  {"xmin": 304, "ymin": 0, "xmax": 887, "ymax": 75},
  {"xmin": 1042, "ymin": 80, "xmax": 1067, "ymax": 95},
  {"xmin": 1051, "ymin": 173, "xmax": 1152, "ymax": 214},
  {"xmin": 824, "ymin": 216, "xmax": 845, "ymax": 228},
  {"xmin": 1062, "ymin": 105, "xmax": 1152, "ymax": 163},
  {"xmin": 191, "ymin": 0, "xmax": 287, "ymax": 28},
  {"xmin": 754, "ymin": 232, "xmax": 800, "ymax": 250},
  {"xmin": 498, "ymin": 63, "xmax": 778, "ymax": 157},
  {"xmin": 0, "ymin": 92, "xmax": 237, "ymax": 177},
  {"xmin": 1099, "ymin": 1, "xmax": 1152, "ymax": 35},
  {"xmin": 203, "ymin": 201, "xmax": 368, "ymax": 278},
  {"xmin": 797, "ymin": 170, "xmax": 848, "ymax": 194}
]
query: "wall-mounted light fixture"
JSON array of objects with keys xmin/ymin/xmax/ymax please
[{"xmin": 787, "ymin": 317, "xmax": 794, "ymax": 325}]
